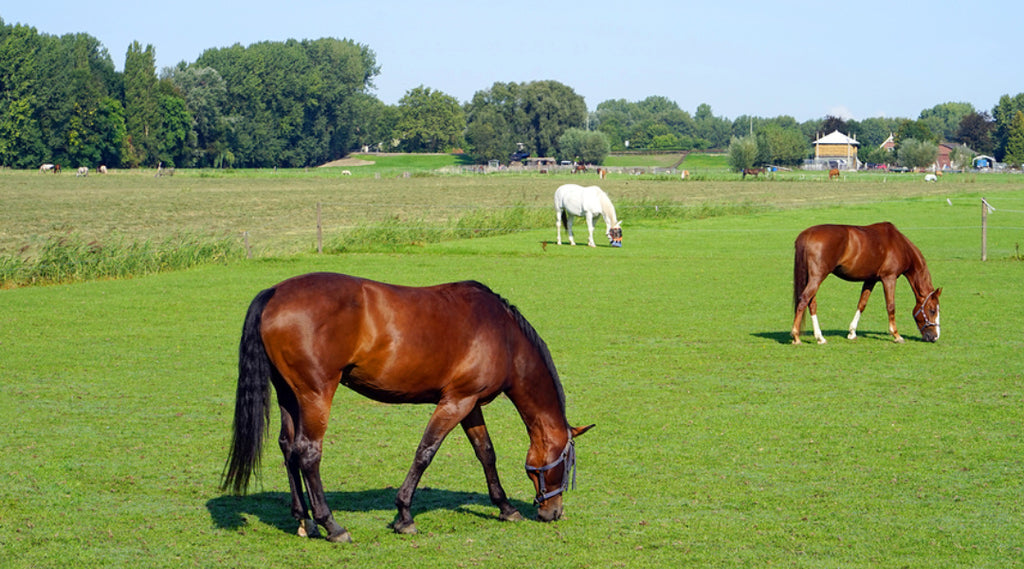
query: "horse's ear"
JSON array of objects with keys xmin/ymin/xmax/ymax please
[
  {"xmin": 934, "ymin": 287, "xmax": 942, "ymax": 300},
  {"xmin": 615, "ymin": 221, "xmax": 623, "ymax": 228},
  {"xmin": 571, "ymin": 424, "xmax": 595, "ymax": 438}
]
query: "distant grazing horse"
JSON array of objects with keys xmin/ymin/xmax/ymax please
[
  {"xmin": 791, "ymin": 222, "xmax": 941, "ymax": 344},
  {"xmin": 223, "ymin": 273, "xmax": 594, "ymax": 542},
  {"xmin": 573, "ymin": 163, "xmax": 587, "ymax": 174},
  {"xmin": 828, "ymin": 168, "xmax": 840, "ymax": 180},
  {"xmin": 98, "ymin": 165, "xmax": 107, "ymax": 174},
  {"xmin": 76, "ymin": 166, "xmax": 88, "ymax": 177},
  {"xmin": 554, "ymin": 183, "xmax": 622, "ymax": 247},
  {"xmin": 39, "ymin": 163, "xmax": 54, "ymax": 173},
  {"xmin": 741, "ymin": 168, "xmax": 764, "ymax": 179}
]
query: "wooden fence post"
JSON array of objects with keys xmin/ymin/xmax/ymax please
[
  {"xmin": 243, "ymin": 231, "xmax": 252, "ymax": 259},
  {"xmin": 981, "ymin": 198, "xmax": 989, "ymax": 261},
  {"xmin": 317, "ymin": 202, "xmax": 323, "ymax": 254}
]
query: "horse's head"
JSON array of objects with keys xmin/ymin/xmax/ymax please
[
  {"xmin": 913, "ymin": 287, "xmax": 942, "ymax": 342},
  {"xmin": 526, "ymin": 424, "xmax": 594, "ymax": 522},
  {"xmin": 608, "ymin": 222, "xmax": 623, "ymax": 247}
]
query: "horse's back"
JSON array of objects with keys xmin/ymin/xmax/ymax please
[
  {"xmin": 260, "ymin": 273, "xmax": 522, "ymax": 403},
  {"xmin": 796, "ymin": 222, "xmax": 911, "ymax": 279},
  {"xmin": 555, "ymin": 183, "xmax": 605, "ymax": 215}
]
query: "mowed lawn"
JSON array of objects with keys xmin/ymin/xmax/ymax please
[{"xmin": 0, "ymin": 171, "xmax": 1022, "ymax": 567}]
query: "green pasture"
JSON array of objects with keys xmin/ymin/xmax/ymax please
[{"xmin": 1, "ymin": 168, "xmax": 1023, "ymax": 567}]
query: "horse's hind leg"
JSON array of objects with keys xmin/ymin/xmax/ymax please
[
  {"xmin": 294, "ymin": 411, "xmax": 351, "ymax": 543},
  {"xmin": 277, "ymin": 400, "xmax": 319, "ymax": 538},
  {"xmin": 847, "ymin": 282, "xmax": 875, "ymax": 340},
  {"xmin": 792, "ymin": 278, "xmax": 827, "ymax": 344},
  {"xmin": 461, "ymin": 405, "xmax": 523, "ymax": 522}
]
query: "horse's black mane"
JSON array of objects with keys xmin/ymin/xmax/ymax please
[{"xmin": 461, "ymin": 280, "xmax": 567, "ymax": 410}]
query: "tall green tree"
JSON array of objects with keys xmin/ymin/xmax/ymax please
[
  {"xmin": 0, "ymin": 22, "xmax": 45, "ymax": 167},
  {"xmin": 728, "ymin": 135, "xmax": 758, "ymax": 171},
  {"xmin": 1002, "ymin": 110, "xmax": 1024, "ymax": 168},
  {"xmin": 394, "ymin": 86, "xmax": 464, "ymax": 152},
  {"xmin": 919, "ymin": 102, "xmax": 975, "ymax": 141},
  {"xmin": 123, "ymin": 41, "xmax": 160, "ymax": 167},
  {"xmin": 465, "ymin": 80, "xmax": 584, "ymax": 161},
  {"xmin": 195, "ymin": 38, "xmax": 379, "ymax": 166},
  {"xmin": 955, "ymin": 111, "xmax": 995, "ymax": 155},
  {"xmin": 896, "ymin": 138, "xmax": 939, "ymax": 169},
  {"xmin": 991, "ymin": 93, "xmax": 1024, "ymax": 161},
  {"xmin": 557, "ymin": 128, "xmax": 610, "ymax": 164},
  {"xmin": 756, "ymin": 123, "xmax": 808, "ymax": 166},
  {"xmin": 694, "ymin": 103, "xmax": 732, "ymax": 149},
  {"xmin": 518, "ymin": 80, "xmax": 586, "ymax": 157},
  {"xmin": 166, "ymin": 65, "xmax": 230, "ymax": 167}
]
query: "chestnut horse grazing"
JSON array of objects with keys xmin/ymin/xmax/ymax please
[
  {"xmin": 791, "ymin": 222, "xmax": 941, "ymax": 344},
  {"xmin": 222, "ymin": 273, "xmax": 593, "ymax": 543},
  {"xmin": 828, "ymin": 168, "xmax": 840, "ymax": 180}
]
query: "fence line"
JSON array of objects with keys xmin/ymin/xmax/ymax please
[{"xmin": 228, "ymin": 197, "xmax": 1024, "ymax": 258}]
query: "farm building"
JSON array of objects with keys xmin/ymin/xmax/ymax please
[{"xmin": 811, "ymin": 130, "xmax": 860, "ymax": 170}]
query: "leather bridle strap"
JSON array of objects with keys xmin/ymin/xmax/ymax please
[{"xmin": 524, "ymin": 437, "xmax": 576, "ymax": 505}]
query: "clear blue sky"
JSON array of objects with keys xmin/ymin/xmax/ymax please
[{"xmin": 4, "ymin": 0, "xmax": 1022, "ymax": 121}]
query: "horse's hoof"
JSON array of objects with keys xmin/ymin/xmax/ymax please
[
  {"xmin": 297, "ymin": 519, "xmax": 320, "ymax": 538},
  {"xmin": 816, "ymin": 338, "xmax": 827, "ymax": 345},
  {"xmin": 326, "ymin": 528, "xmax": 353, "ymax": 543},
  {"xmin": 392, "ymin": 520, "xmax": 418, "ymax": 535},
  {"xmin": 500, "ymin": 510, "xmax": 525, "ymax": 522}
]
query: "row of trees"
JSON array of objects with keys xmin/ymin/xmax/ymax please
[{"xmin": 5, "ymin": 20, "xmax": 1024, "ymax": 169}]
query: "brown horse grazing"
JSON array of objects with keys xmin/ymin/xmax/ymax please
[
  {"xmin": 222, "ymin": 273, "xmax": 593, "ymax": 543},
  {"xmin": 791, "ymin": 222, "xmax": 941, "ymax": 345},
  {"xmin": 828, "ymin": 168, "xmax": 840, "ymax": 180},
  {"xmin": 741, "ymin": 168, "xmax": 763, "ymax": 179}
]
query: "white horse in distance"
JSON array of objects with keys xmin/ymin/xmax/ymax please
[{"xmin": 554, "ymin": 184, "xmax": 622, "ymax": 247}]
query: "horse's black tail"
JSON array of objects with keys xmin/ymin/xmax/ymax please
[
  {"xmin": 793, "ymin": 236, "xmax": 808, "ymax": 325},
  {"xmin": 221, "ymin": 287, "xmax": 277, "ymax": 494},
  {"xmin": 560, "ymin": 210, "xmax": 569, "ymax": 231}
]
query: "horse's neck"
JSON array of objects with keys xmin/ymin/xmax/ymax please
[
  {"xmin": 599, "ymin": 195, "xmax": 618, "ymax": 227},
  {"xmin": 905, "ymin": 247, "xmax": 934, "ymax": 297},
  {"xmin": 505, "ymin": 377, "xmax": 569, "ymax": 450}
]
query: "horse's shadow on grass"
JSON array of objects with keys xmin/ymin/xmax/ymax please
[
  {"xmin": 207, "ymin": 488, "xmax": 535, "ymax": 535},
  {"xmin": 753, "ymin": 329, "xmax": 925, "ymax": 344}
]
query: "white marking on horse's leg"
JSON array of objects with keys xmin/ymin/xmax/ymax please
[
  {"xmin": 847, "ymin": 310, "xmax": 862, "ymax": 340},
  {"xmin": 811, "ymin": 314, "xmax": 826, "ymax": 344}
]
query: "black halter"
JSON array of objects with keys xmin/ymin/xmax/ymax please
[{"xmin": 524, "ymin": 436, "xmax": 576, "ymax": 505}]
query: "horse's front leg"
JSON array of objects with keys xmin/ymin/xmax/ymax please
[
  {"xmin": 585, "ymin": 214, "xmax": 597, "ymax": 247},
  {"xmin": 881, "ymin": 278, "xmax": 903, "ymax": 342},
  {"xmin": 461, "ymin": 405, "xmax": 523, "ymax": 522},
  {"xmin": 847, "ymin": 282, "xmax": 876, "ymax": 340},
  {"xmin": 394, "ymin": 398, "xmax": 475, "ymax": 534}
]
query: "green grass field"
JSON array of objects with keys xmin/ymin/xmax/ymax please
[{"xmin": 1, "ymin": 164, "xmax": 1022, "ymax": 567}]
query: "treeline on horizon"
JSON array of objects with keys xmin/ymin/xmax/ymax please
[{"xmin": 1, "ymin": 19, "xmax": 1021, "ymax": 170}]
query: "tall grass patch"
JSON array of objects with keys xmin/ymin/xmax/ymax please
[{"xmin": 0, "ymin": 233, "xmax": 244, "ymax": 287}]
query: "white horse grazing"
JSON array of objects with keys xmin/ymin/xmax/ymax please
[
  {"xmin": 76, "ymin": 167, "xmax": 89, "ymax": 177},
  {"xmin": 554, "ymin": 184, "xmax": 622, "ymax": 247},
  {"xmin": 39, "ymin": 163, "xmax": 54, "ymax": 173}
]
